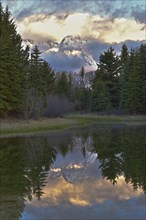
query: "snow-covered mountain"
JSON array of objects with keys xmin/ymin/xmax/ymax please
[
  {"xmin": 23, "ymin": 35, "xmax": 97, "ymax": 72},
  {"xmin": 59, "ymin": 35, "xmax": 97, "ymax": 68},
  {"xmin": 48, "ymin": 136, "xmax": 98, "ymax": 184},
  {"xmin": 59, "ymin": 35, "xmax": 86, "ymax": 51},
  {"xmin": 23, "ymin": 39, "xmax": 59, "ymax": 52}
]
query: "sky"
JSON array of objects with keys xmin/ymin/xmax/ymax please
[{"xmin": 2, "ymin": 0, "xmax": 146, "ymax": 72}]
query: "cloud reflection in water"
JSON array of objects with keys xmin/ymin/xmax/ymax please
[{"xmin": 21, "ymin": 134, "xmax": 145, "ymax": 220}]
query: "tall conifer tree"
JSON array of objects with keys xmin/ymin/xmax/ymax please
[
  {"xmin": 0, "ymin": 4, "xmax": 29, "ymax": 115},
  {"xmin": 91, "ymin": 47, "xmax": 120, "ymax": 111}
]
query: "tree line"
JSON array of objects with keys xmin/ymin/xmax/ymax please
[
  {"xmin": 91, "ymin": 45, "xmax": 146, "ymax": 114},
  {"xmin": 0, "ymin": 4, "xmax": 146, "ymax": 118}
]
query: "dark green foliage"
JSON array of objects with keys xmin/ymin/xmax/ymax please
[
  {"xmin": 91, "ymin": 80, "xmax": 111, "ymax": 111},
  {"xmin": 0, "ymin": 4, "xmax": 29, "ymax": 116},
  {"xmin": 125, "ymin": 50, "xmax": 142, "ymax": 112},
  {"xmin": 28, "ymin": 45, "xmax": 43, "ymax": 94},
  {"xmin": 138, "ymin": 44, "xmax": 146, "ymax": 112},
  {"xmin": 0, "ymin": 3, "xmax": 56, "ymax": 118},
  {"xmin": 120, "ymin": 47, "xmax": 146, "ymax": 113},
  {"xmin": 23, "ymin": 46, "xmax": 55, "ymax": 118},
  {"xmin": 74, "ymin": 66, "xmax": 91, "ymax": 110},
  {"xmin": 91, "ymin": 45, "xmax": 146, "ymax": 114},
  {"xmin": 28, "ymin": 45, "xmax": 55, "ymax": 96},
  {"xmin": 91, "ymin": 47, "xmax": 120, "ymax": 111},
  {"xmin": 56, "ymin": 72, "xmax": 70, "ymax": 97},
  {"xmin": 41, "ymin": 61, "xmax": 55, "ymax": 95},
  {"xmin": 80, "ymin": 66, "xmax": 85, "ymax": 82},
  {"xmin": 0, "ymin": 136, "xmax": 57, "ymax": 219},
  {"xmin": 120, "ymin": 44, "xmax": 129, "ymax": 69},
  {"xmin": 93, "ymin": 125, "xmax": 146, "ymax": 191}
]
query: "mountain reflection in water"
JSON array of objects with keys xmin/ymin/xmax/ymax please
[
  {"xmin": 0, "ymin": 124, "xmax": 146, "ymax": 220},
  {"xmin": 49, "ymin": 136, "xmax": 98, "ymax": 184}
]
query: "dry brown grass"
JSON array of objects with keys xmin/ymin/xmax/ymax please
[
  {"xmin": 0, "ymin": 117, "xmax": 76, "ymax": 135},
  {"xmin": 0, "ymin": 114, "xmax": 145, "ymax": 136}
]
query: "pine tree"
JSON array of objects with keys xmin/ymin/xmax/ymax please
[
  {"xmin": 138, "ymin": 44, "xmax": 146, "ymax": 113},
  {"xmin": 28, "ymin": 45, "xmax": 43, "ymax": 93},
  {"xmin": 78, "ymin": 66, "xmax": 87, "ymax": 109},
  {"xmin": 120, "ymin": 46, "xmax": 146, "ymax": 113},
  {"xmin": 80, "ymin": 66, "xmax": 85, "ymax": 82},
  {"xmin": 40, "ymin": 61, "xmax": 55, "ymax": 96},
  {"xmin": 67, "ymin": 73, "xmax": 73, "ymax": 101},
  {"xmin": 27, "ymin": 46, "xmax": 55, "ymax": 97},
  {"xmin": 120, "ymin": 44, "xmax": 129, "ymax": 109},
  {"xmin": 0, "ymin": 4, "xmax": 29, "ymax": 116},
  {"xmin": 91, "ymin": 80, "xmax": 111, "ymax": 111},
  {"xmin": 120, "ymin": 44, "xmax": 129, "ymax": 68},
  {"xmin": 91, "ymin": 47, "xmax": 120, "ymax": 111},
  {"xmin": 124, "ymin": 50, "xmax": 142, "ymax": 113},
  {"xmin": 56, "ymin": 72, "xmax": 69, "ymax": 97},
  {"xmin": 23, "ymin": 46, "xmax": 55, "ymax": 118}
]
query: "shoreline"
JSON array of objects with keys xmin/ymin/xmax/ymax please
[{"xmin": 0, "ymin": 114, "xmax": 146, "ymax": 137}]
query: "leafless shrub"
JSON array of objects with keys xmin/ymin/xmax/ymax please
[
  {"xmin": 23, "ymin": 87, "xmax": 44, "ymax": 119},
  {"xmin": 44, "ymin": 94, "xmax": 74, "ymax": 117}
]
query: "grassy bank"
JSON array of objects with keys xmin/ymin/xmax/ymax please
[
  {"xmin": 66, "ymin": 114, "xmax": 146, "ymax": 124},
  {"xmin": 0, "ymin": 114, "xmax": 146, "ymax": 136},
  {"xmin": 0, "ymin": 117, "xmax": 77, "ymax": 135}
]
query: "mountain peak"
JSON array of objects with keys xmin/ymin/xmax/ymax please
[
  {"xmin": 22, "ymin": 35, "xmax": 97, "ymax": 72},
  {"xmin": 59, "ymin": 35, "xmax": 87, "ymax": 51},
  {"xmin": 61, "ymin": 35, "xmax": 81, "ymax": 43}
]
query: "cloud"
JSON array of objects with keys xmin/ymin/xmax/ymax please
[
  {"xmin": 17, "ymin": 13, "xmax": 89, "ymax": 42},
  {"xmin": 55, "ymin": 13, "xmax": 69, "ymax": 24},
  {"xmin": 42, "ymin": 51, "xmax": 84, "ymax": 72},
  {"xmin": 131, "ymin": 9, "xmax": 146, "ymax": 24},
  {"xmin": 31, "ymin": 174, "xmax": 143, "ymax": 207},
  {"xmin": 4, "ymin": 0, "xmax": 144, "ymax": 20},
  {"xmin": 3, "ymin": 0, "xmax": 98, "ymax": 18},
  {"xmin": 83, "ymin": 40, "xmax": 110, "ymax": 61},
  {"xmin": 22, "ymin": 175, "xmax": 145, "ymax": 220},
  {"xmin": 113, "ymin": 40, "xmax": 146, "ymax": 52},
  {"xmin": 17, "ymin": 11, "xmax": 145, "ymax": 44},
  {"xmin": 101, "ymin": 18, "xmax": 145, "ymax": 43},
  {"xmin": 81, "ymin": 14, "xmax": 145, "ymax": 43}
]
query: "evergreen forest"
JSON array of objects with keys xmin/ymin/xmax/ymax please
[{"xmin": 0, "ymin": 4, "xmax": 146, "ymax": 118}]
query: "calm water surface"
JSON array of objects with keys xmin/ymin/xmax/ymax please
[{"xmin": 0, "ymin": 124, "xmax": 146, "ymax": 220}]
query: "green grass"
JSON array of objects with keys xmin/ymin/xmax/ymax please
[
  {"xmin": 0, "ymin": 114, "xmax": 146, "ymax": 136},
  {"xmin": 0, "ymin": 117, "xmax": 77, "ymax": 136},
  {"xmin": 66, "ymin": 114, "xmax": 146, "ymax": 125}
]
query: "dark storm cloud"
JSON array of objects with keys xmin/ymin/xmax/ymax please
[
  {"xmin": 42, "ymin": 51, "xmax": 84, "ymax": 72},
  {"xmin": 111, "ymin": 7, "xmax": 129, "ymax": 19},
  {"xmin": 3, "ymin": 0, "xmax": 145, "ymax": 26},
  {"xmin": 16, "ymin": 7, "xmax": 33, "ymax": 19},
  {"xmin": 83, "ymin": 40, "xmax": 110, "ymax": 61},
  {"xmin": 55, "ymin": 13, "xmax": 70, "ymax": 24},
  {"xmin": 19, "ymin": 13, "xmax": 52, "ymax": 22},
  {"xmin": 3, "ymin": 0, "xmax": 130, "ymax": 19},
  {"xmin": 3, "ymin": 0, "xmax": 97, "ymax": 19},
  {"xmin": 84, "ymin": 39, "xmax": 146, "ymax": 62},
  {"xmin": 92, "ymin": 19, "xmax": 114, "ymax": 32},
  {"xmin": 131, "ymin": 9, "xmax": 146, "ymax": 24},
  {"xmin": 115, "ymin": 40, "xmax": 146, "ymax": 51}
]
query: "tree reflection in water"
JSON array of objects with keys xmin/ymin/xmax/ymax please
[{"xmin": 0, "ymin": 124, "xmax": 146, "ymax": 219}]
